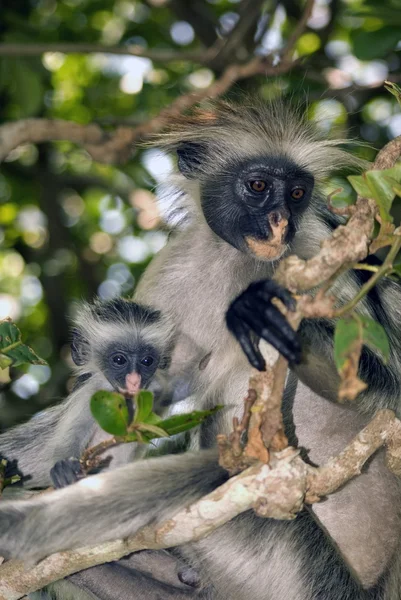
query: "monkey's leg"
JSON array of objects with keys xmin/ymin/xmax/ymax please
[
  {"xmin": 0, "ymin": 450, "xmax": 226, "ymax": 562},
  {"xmin": 0, "ymin": 451, "xmax": 393, "ymax": 600},
  {"xmin": 45, "ymin": 459, "xmax": 205, "ymax": 599}
]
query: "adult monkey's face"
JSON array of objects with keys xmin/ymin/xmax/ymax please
[{"xmin": 178, "ymin": 144, "xmax": 314, "ymax": 261}]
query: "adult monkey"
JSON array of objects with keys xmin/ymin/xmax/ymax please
[{"xmin": 1, "ymin": 99, "xmax": 401, "ymax": 600}]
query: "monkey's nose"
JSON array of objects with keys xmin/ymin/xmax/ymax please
[
  {"xmin": 267, "ymin": 210, "xmax": 289, "ymax": 241},
  {"xmin": 269, "ymin": 211, "xmax": 286, "ymax": 227},
  {"xmin": 125, "ymin": 372, "xmax": 141, "ymax": 394}
]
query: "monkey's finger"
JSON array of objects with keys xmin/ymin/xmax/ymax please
[
  {"xmin": 253, "ymin": 280, "xmax": 297, "ymax": 312},
  {"xmin": 234, "ymin": 303, "xmax": 300, "ymax": 364},
  {"xmin": 234, "ymin": 297, "xmax": 301, "ymax": 359},
  {"xmin": 226, "ymin": 313, "xmax": 266, "ymax": 371},
  {"xmin": 50, "ymin": 458, "xmax": 83, "ymax": 489},
  {"xmin": 257, "ymin": 298, "xmax": 301, "ymax": 352}
]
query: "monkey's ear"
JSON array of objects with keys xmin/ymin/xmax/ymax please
[
  {"xmin": 70, "ymin": 328, "xmax": 90, "ymax": 366},
  {"xmin": 176, "ymin": 142, "xmax": 205, "ymax": 179}
]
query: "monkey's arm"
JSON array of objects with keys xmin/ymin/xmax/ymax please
[
  {"xmin": 0, "ymin": 450, "xmax": 226, "ymax": 562},
  {"xmin": 0, "ymin": 403, "xmax": 71, "ymax": 488},
  {"xmin": 227, "ymin": 276, "xmax": 401, "ymax": 414},
  {"xmin": 0, "ymin": 379, "xmax": 101, "ymax": 488}
]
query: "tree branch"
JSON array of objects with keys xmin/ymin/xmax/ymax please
[
  {"xmin": 0, "ymin": 55, "xmax": 296, "ymax": 164},
  {"xmin": 0, "ymin": 0, "xmax": 314, "ymax": 164},
  {"xmin": 2, "ymin": 407, "xmax": 401, "ymax": 599},
  {"xmin": 0, "ymin": 43, "xmax": 209, "ymax": 64},
  {"xmin": 274, "ymin": 135, "xmax": 401, "ymax": 292}
]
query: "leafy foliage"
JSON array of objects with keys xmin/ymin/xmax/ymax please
[
  {"xmin": 0, "ymin": 319, "xmax": 46, "ymax": 369},
  {"xmin": 334, "ymin": 315, "xmax": 390, "ymax": 401},
  {"xmin": 348, "ymin": 166, "xmax": 401, "ymax": 223},
  {"xmin": 90, "ymin": 389, "xmax": 223, "ymax": 443}
]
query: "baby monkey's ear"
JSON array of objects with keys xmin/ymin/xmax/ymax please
[
  {"xmin": 70, "ymin": 328, "xmax": 90, "ymax": 366},
  {"xmin": 176, "ymin": 142, "xmax": 206, "ymax": 179}
]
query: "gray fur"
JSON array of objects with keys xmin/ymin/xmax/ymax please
[
  {"xmin": 1, "ymin": 99, "xmax": 401, "ymax": 599},
  {"xmin": 0, "ymin": 298, "xmax": 176, "ymax": 487}
]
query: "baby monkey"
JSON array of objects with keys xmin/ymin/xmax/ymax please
[{"xmin": 0, "ymin": 297, "xmax": 175, "ymax": 490}]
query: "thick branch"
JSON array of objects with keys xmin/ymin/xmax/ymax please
[
  {"xmin": 0, "ymin": 459, "xmax": 305, "ymax": 599},
  {"xmin": 306, "ymin": 409, "xmax": 399, "ymax": 501},
  {"xmin": 2, "ymin": 408, "xmax": 401, "ymax": 599}
]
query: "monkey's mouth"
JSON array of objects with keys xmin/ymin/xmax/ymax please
[{"xmin": 245, "ymin": 212, "xmax": 289, "ymax": 260}]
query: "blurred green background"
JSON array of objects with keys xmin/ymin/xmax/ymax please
[{"xmin": 0, "ymin": 0, "xmax": 400, "ymax": 428}]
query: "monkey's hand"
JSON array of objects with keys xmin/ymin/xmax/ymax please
[
  {"xmin": 226, "ymin": 280, "xmax": 301, "ymax": 370},
  {"xmin": 50, "ymin": 458, "xmax": 85, "ymax": 489}
]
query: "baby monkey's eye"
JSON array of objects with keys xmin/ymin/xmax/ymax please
[
  {"xmin": 291, "ymin": 188, "xmax": 305, "ymax": 200},
  {"xmin": 249, "ymin": 180, "xmax": 267, "ymax": 193},
  {"xmin": 141, "ymin": 356, "xmax": 154, "ymax": 367},
  {"xmin": 112, "ymin": 354, "xmax": 127, "ymax": 366}
]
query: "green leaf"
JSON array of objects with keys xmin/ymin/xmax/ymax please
[
  {"xmin": 392, "ymin": 264, "xmax": 401, "ymax": 279},
  {"xmin": 351, "ymin": 27, "xmax": 401, "ymax": 60},
  {"xmin": 0, "ymin": 354, "xmax": 13, "ymax": 369},
  {"xmin": 358, "ymin": 316, "xmax": 390, "ymax": 363},
  {"xmin": 133, "ymin": 390, "xmax": 154, "ymax": 424},
  {"xmin": 385, "ymin": 81, "xmax": 401, "ymax": 108},
  {"xmin": 348, "ymin": 169, "xmax": 401, "ymax": 222},
  {"xmin": 146, "ymin": 412, "xmax": 163, "ymax": 425},
  {"xmin": 348, "ymin": 175, "xmax": 372, "ymax": 198},
  {"xmin": 334, "ymin": 316, "xmax": 390, "ymax": 371},
  {"xmin": 0, "ymin": 320, "xmax": 46, "ymax": 367},
  {"xmin": 90, "ymin": 391, "xmax": 130, "ymax": 436},
  {"xmin": 136, "ymin": 423, "xmax": 169, "ymax": 438},
  {"xmin": 324, "ymin": 177, "xmax": 357, "ymax": 209},
  {"xmin": 334, "ymin": 318, "xmax": 360, "ymax": 371},
  {"xmin": 365, "ymin": 171, "xmax": 395, "ymax": 222},
  {"xmin": 158, "ymin": 406, "xmax": 223, "ymax": 437}
]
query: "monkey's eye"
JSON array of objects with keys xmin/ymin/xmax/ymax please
[
  {"xmin": 290, "ymin": 188, "xmax": 305, "ymax": 200},
  {"xmin": 248, "ymin": 180, "xmax": 267, "ymax": 193},
  {"xmin": 112, "ymin": 354, "xmax": 127, "ymax": 366},
  {"xmin": 141, "ymin": 356, "xmax": 154, "ymax": 367}
]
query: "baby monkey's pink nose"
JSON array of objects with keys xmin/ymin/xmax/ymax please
[{"xmin": 125, "ymin": 372, "xmax": 141, "ymax": 394}]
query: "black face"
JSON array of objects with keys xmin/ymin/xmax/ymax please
[
  {"xmin": 99, "ymin": 341, "xmax": 160, "ymax": 391},
  {"xmin": 200, "ymin": 155, "xmax": 314, "ymax": 261}
]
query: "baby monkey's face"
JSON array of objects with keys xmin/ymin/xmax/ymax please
[{"xmin": 99, "ymin": 338, "xmax": 161, "ymax": 394}]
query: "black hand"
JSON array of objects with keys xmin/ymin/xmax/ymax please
[
  {"xmin": 50, "ymin": 458, "xmax": 84, "ymax": 489},
  {"xmin": 226, "ymin": 279, "xmax": 301, "ymax": 370}
]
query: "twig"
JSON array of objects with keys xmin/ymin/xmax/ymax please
[
  {"xmin": 335, "ymin": 234, "xmax": 401, "ymax": 317},
  {"xmin": 79, "ymin": 437, "xmax": 120, "ymax": 473},
  {"xmin": 217, "ymin": 389, "xmax": 257, "ymax": 474},
  {"xmin": 281, "ymin": 0, "xmax": 315, "ymax": 61},
  {"xmin": 0, "ymin": 43, "xmax": 209, "ymax": 64}
]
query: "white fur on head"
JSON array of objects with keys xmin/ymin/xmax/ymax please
[
  {"xmin": 71, "ymin": 299, "xmax": 175, "ymax": 377},
  {"xmin": 150, "ymin": 98, "xmax": 367, "ymax": 228}
]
